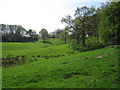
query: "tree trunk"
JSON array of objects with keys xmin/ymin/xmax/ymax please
[
  {"xmin": 81, "ymin": 18, "xmax": 85, "ymax": 47},
  {"xmin": 82, "ymin": 38, "xmax": 85, "ymax": 47},
  {"xmin": 81, "ymin": 30, "xmax": 85, "ymax": 47},
  {"xmin": 64, "ymin": 38, "xmax": 66, "ymax": 43},
  {"xmin": 76, "ymin": 29, "xmax": 80, "ymax": 44}
]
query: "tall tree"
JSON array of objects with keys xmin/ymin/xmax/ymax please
[
  {"xmin": 61, "ymin": 26, "xmax": 69, "ymax": 43},
  {"xmin": 54, "ymin": 29, "xmax": 63, "ymax": 38},
  {"xmin": 39, "ymin": 28, "xmax": 48, "ymax": 41},
  {"xmin": 73, "ymin": 17, "xmax": 82, "ymax": 44},
  {"xmin": 61, "ymin": 15, "xmax": 74, "ymax": 29},
  {"xmin": 74, "ymin": 6, "xmax": 96, "ymax": 47},
  {"xmin": 61, "ymin": 6, "xmax": 96, "ymax": 46}
]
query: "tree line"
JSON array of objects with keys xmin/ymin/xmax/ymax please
[
  {"xmin": 39, "ymin": 2, "xmax": 119, "ymax": 51},
  {"xmin": 1, "ymin": 24, "xmax": 39, "ymax": 42},
  {"xmin": 1, "ymin": 2, "xmax": 119, "ymax": 50}
]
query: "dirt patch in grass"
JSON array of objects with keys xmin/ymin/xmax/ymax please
[{"xmin": 95, "ymin": 52, "xmax": 114, "ymax": 58}]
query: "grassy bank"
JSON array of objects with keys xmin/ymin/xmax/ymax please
[{"xmin": 2, "ymin": 41, "xmax": 118, "ymax": 88}]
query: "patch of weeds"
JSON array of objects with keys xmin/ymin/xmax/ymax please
[
  {"xmin": 31, "ymin": 56, "xmax": 37, "ymax": 61},
  {"xmin": 109, "ymin": 69, "xmax": 117, "ymax": 73},
  {"xmin": 62, "ymin": 62, "xmax": 70, "ymax": 65},
  {"xmin": 102, "ymin": 71, "xmax": 110, "ymax": 77},
  {"xmin": 109, "ymin": 64, "xmax": 115, "ymax": 67},
  {"xmin": 26, "ymin": 79, "xmax": 38, "ymax": 83},
  {"xmin": 6, "ymin": 54, "xmax": 14, "ymax": 58},
  {"xmin": 63, "ymin": 72, "xmax": 91, "ymax": 79},
  {"xmin": 37, "ymin": 55, "xmax": 41, "ymax": 57},
  {"xmin": 2, "ymin": 55, "xmax": 36, "ymax": 67},
  {"xmin": 80, "ymin": 72, "xmax": 92, "ymax": 76},
  {"xmin": 63, "ymin": 74, "xmax": 72, "ymax": 79}
]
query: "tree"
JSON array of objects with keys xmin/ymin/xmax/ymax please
[
  {"xmin": 61, "ymin": 15, "xmax": 74, "ymax": 29},
  {"xmin": 15, "ymin": 25, "xmax": 25, "ymax": 42},
  {"xmin": 61, "ymin": 6, "xmax": 96, "ymax": 47},
  {"xmin": 61, "ymin": 26, "xmax": 69, "ymax": 43},
  {"xmin": 54, "ymin": 29, "xmax": 63, "ymax": 38},
  {"xmin": 27, "ymin": 29, "xmax": 37, "ymax": 37},
  {"xmin": 85, "ymin": 13, "xmax": 100, "ymax": 37},
  {"xmin": 74, "ymin": 6, "xmax": 96, "ymax": 47},
  {"xmin": 39, "ymin": 28, "xmax": 48, "ymax": 41},
  {"xmin": 61, "ymin": 15, "xmax": 76, "ymax": 41},
  {"xmin": 72, "ymin": 17, "xmax": 81, "ymax": 44},
  {"xmin": 99, "ymin": 2, "xmax": 120, "ymax": 45}
]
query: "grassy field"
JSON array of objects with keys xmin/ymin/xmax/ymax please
[
  {"xmin": 2, "ymin": 39, "xmax": 119, "ymax": 88},
  {"xmin": 2, "ymin": 38, "xmax": 70, "ymax": 58}
]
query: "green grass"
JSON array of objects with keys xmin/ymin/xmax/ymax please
[
  {"xmin": 2, "ymin": 38, "xmax": 68, "ymax": 58},
  {"xmin": 2, "ymin": 41, "xmax": 118, "ymax": 88},
  {"xmin": 0, "ymin": 67, "xmax": 2, "ymax": 89}
]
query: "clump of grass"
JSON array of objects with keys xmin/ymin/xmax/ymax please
[{"xmin": 2, "ymin": 55, "xmax": 37, "ymax": 67}]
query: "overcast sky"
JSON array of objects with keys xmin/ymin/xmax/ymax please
[{"xmin": 0, "ymin": 0, "xmax": 108, "ymax": 33}]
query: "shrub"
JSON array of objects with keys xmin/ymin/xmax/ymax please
[{"xmin": 68, "ymin": 36, "xmax": 105, "ymax": 52}]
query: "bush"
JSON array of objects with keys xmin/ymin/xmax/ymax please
[
  {"xmin": 2, "ymin": 55, "xmax": 35, "ymax": 67},
  {"xmin": 68, "ymin": 36, "xmax": 105, "ymax": 52},
  {"xmin": 68, "ymin": 39, "xmax": 80, "ymax": 50},
  {"xmin": 99, "ymin": 2, "xmax": 120, "ymax": 45},
  {"xmin": 85, "ymin": 36, "xmax": 104, "ymax": 49}
]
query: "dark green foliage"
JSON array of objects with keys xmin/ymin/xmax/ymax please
[
  {"xmin": 61, "ymin": 6, "xmax": 101, "ymax": 51},
  {"xmin": 60, "ymin": 3, "xmax": 119, "ymax": 51},
  {"xmin": 61, "ymin": 27, "xmax": 69, "ymax": 43},
  {"xmin": 39, "ymin": 28, "xmax": 48, "ymax": 41},
  {"xmin": 1, "ymin": 24, "xmax": 39, "ymax": 42},
  {"xmin": 68, "ymin": 36, "xmax": 105, "ymax": 52},
  {"xmin": 85, "ymin": 36, "xmax": 105, "ymax": 49},
  {"xmin": 68, "ymin": 39, "xmax": 79, "ymax": 50},
  {"xmin": 99, "ymin": 2, "xmax": 120, "ymax": 45}
]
